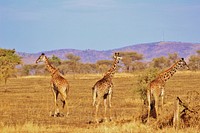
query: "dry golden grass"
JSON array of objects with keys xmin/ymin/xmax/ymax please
[{"xmin": 0, "ymin": 71, "xmax": 199, "ymax": 132}]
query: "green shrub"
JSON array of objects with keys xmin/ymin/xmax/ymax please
[{"xmin": 137, "ymin": 68, "xmax": 160, "ymax": 104}]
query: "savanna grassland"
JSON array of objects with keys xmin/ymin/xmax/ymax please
[{"xmin": 0, "ymin": 72, "xmax": 200, "ymax": 133}]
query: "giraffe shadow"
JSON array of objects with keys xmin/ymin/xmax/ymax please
[
  {"xmin": 150, "ymin": 100, "xmax": 157, "ymax": 118},
  {"xmin": 141, "ymin": 100, "xmax": 157, "ymax": 123},
  {"xmin": 50, "ymin": 112, "xmax": 65, "ymax": 117},
  {"xmin": 88, "ymin": 118, "xmax": 112, "ymax": 124}
]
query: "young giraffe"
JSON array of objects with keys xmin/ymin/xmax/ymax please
[
  {"xmin": 92, "ymin": 52, "xmax": 122, "ymax": 123},
  {"xmin": 36, "ymin": 53, "xmax": 69, "ymax": 117},
  {"xmin": 147, "ymin": 58, "xmax": 189, "ymax": 122}
]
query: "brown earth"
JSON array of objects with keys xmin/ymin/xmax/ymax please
[{"xmin": 0, "ymin": 72, "xmax": 199, "ymax": 132}]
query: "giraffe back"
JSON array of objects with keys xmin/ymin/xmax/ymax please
[
  {"xmin": 92, "ymin": 52, "xmax": 121, "ymax": 103},
  {"xmin": 148, "ymin": 77, "xmax": 163, "ymax": 92},
  {"xmin": 93, "ymin": 77, "xmax": 112, "ymax": 96},
  {"xmin": 52, "ymin": 71, "xmax": 69, "ymax": 92}
]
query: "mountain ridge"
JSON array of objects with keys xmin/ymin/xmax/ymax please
[{"xmin": 18, "ymin": 41, "xmax": 200, "ymax": 64}]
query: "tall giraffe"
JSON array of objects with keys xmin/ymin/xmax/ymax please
[
  {"xmin": 36, "ymin": 53, "xmax": 69, "ymax": 117},
  {"xmin": 92, "ymin": 52, "xmax": 122, "ymax": 123},
  {"xmin": 147, "ymin": 58, "xmax": 189, "ymax": 122}
]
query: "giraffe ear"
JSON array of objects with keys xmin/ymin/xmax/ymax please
[{"xmin": 115, "ymin": 52, "xmax": 119, "ymax": 56}]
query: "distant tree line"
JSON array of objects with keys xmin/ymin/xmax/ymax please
[{"xmin": 1, "ymin": 48, "xmax": 200, "ymax": 80}]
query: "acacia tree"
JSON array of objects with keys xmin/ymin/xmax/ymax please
[
  {"xmin": 132, "ymin": 61, "xmax": 147, "ymax": 71},
  {"xmin": 0, "ymin": 48, "xmax": 21, "ymax": 85},
  {"xmin": 188, "ymin": 50, "xmax": 200, "ymax": 71},
  {"xmin": 65, "ymin": 53, "xmax": 81, "ymax": 74},
  {"xmin": 168, "ymin": 53, "xmax": 179, "ymax": 64},
  {"xmin": 20, "ymin": 64, "xmax": 33, "ymax": 76},
  {"xmin": 151, "ymin": 53, "xmax": 180, "ymax": 69},
  {"xmin": 96, "ymin": 60, "xmax": 112, "ymax": 73},
  {"xmin": 79, "ymin": 63, "xmax": 97, "ymax": 74},
  {"xmin": 120, "ymin": 51, "xmax": 143, "ymax": 72},
  {"xmin": 151, "ymin": 56, "xmax": 169, "ymax": 69},
  {"xmin": 48, "ymin": 54, "xmax": 61, "ymax": 66},
  {"xmin": 197, "ymin": 50, "xmax": 200, "ymax": 56}
]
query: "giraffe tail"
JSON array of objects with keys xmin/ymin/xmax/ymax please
[{"xmin": 92, "ymin": 87, "xmax": 97, "ymax": 106}]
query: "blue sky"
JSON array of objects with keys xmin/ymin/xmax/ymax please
[{"xmin": 0, "ymin": 0, "xmax": 200, "ymax": 53}]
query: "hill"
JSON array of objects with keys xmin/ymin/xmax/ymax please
[{"xmin": 18, "ymin": 41, "xmax": 200, "ymax": 64}]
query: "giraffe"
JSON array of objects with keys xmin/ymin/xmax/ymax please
[
  {"xmin": 36, "ymin": 53, "xmax": 69, "ymax": 117},
  {"xmin": 92, "ymin": 52, "xmax": 122, "ymax": 123},
  {"xmin": 147, "ymin": 58, "xmax": 189, "ymax": 122}
]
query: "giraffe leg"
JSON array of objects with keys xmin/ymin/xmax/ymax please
[
  {"xmin": 92, "ymin": 87, "xmax": 97, "ymax": 106},
  {"xmin": 154, "ymin": 94, "xmax": 159, "ymax": 120},
  {"xmin": 60, "ymin": 89, "xmax": 69, "ymax": 116},
  {"xmin": 108, "ymin": 88, "xmax": 112, "ymax": 108},
  {"xmin": 95, "ymin": 99, "xmax": 100, "ymax": 123},
  {"xmin": 147, "ymin": 89, "xmax": 151, "ymax": 123},
  {"xmin": 161, "ymin": 87, "xmax": 165, "ymax": 110},
  {"xmin": 108, "ymin": 89, "xmax": 112, "ymax": 121},
  {"xmin": 103, "ymin": 98, "xmax": 108, "ymax": 122},
  {"xmin": 52, "ymin": 87, "xmax": 59, "ymax": 117}
]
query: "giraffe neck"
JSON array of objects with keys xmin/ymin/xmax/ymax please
[
  {"xmin": 104, "ymin": 59, "xmax": 118, "ymax": 78},
  {"xmin": 159, "ymin": 61, "xmax": 181, "ymax": 82},
  {"xmin": 44, "ymin": 56, "xmax": 57, "ymax": 74}
]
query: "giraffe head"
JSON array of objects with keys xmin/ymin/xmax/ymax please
[
  {"xmin": 177, "ymin": 58, "xmax": 189, "ymax": 70},
  {"xmin": 36, "ymin": 53, "xmax": 46, "ymax": 63},
  {"xmin": 113, "ymin": 52, "xmax": 122, "ymax": 63}
]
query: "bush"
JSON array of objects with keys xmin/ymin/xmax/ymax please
[{"xmin": 137, "ymin": 68, "xmax": 160, "ymax": 104}]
